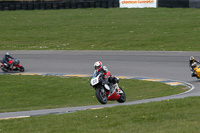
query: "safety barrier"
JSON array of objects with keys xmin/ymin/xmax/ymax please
[
  {"xmin": 158, "ymin": 0, "xmax": 200, "ymax": 8},
  {"xmin": 0, "ymin": 0, "xmax": 199, "ymax": 11},
  {"xmin": 189, "ymin": 0, "xmax": 200, "ymax": 8},
  {"xmin": 0, "ymin": 0, "xmax": 119, "ymax": 10},
  {"xmin": 158, "ymin": 0, "xmax": 189, "ymax": 8}
]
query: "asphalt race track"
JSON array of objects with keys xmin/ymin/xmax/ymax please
[{"xmin": 1, "ymin": 50, "xmax": 200, "ymax": 119}]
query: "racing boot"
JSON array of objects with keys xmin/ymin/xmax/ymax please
[
  {"xmin": 191, "ymin": 70, "xmax": 196, "ymax": 77},
  {"xmin": 114, "ymin": 83, "xmax": 123, "ymax": 94},
  {"xmin": 113, "ymin": 83, "xmax": 120, "ymax": 94}
]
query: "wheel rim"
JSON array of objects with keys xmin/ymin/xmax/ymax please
[
  {"xmin": 99, "ymin": 89, "xmax": 107, "ymax": 102},
  {"xmin": 121, "ymin": 93, "xmax": 125, "ymax": 100}
]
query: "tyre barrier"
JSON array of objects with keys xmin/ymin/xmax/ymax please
[
  {"xmin": 158, "ymin": 0, "xmax": 200, "ymax": 8},
  {"xmin": 0, "ymin": 0, "xmax": 119, "ymax": 11},
  {"xmin": 158, "ymin": 0, "xmax": 189, "ymax": 8},
  {"xmin": 0, "ymin": 0, "xmax": 199, "ymax": 11},
  {"xmin": 189, "ymin": 0, "xmax": 200, "ymax": 8}
]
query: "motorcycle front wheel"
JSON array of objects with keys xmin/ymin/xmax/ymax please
[
  {"xmin": 95, "ymin": 88, "xmax": 107, "ymax": 104},
  {"xmin": 19, "ymin": 66, "xmax": 25, "ymax": 72},
  {"xmin": 117, "ymin": 87, "xmax": 126, "ymax": 103}
]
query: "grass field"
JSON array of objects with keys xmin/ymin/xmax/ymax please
[
  {"xmin": 0, "ymin": 8, "xmax": 199, "ymax": 51},
  {"xmin": 0, "ymin": 96, "xmax": 200, "ymax": 133},
  {"xmin": 0, "ymin": 75, "xmax": 186, "ymax": 113},
  {"xmin": 0, "ymin": 7, "xmax": 199, "ymax": 133}
]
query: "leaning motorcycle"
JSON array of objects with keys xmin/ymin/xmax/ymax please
[
  {"xmin": 190, "ymin": 62, "xmax": 200, "ymax": 79},
  {"xmin": 90, "ymin": 71, "xmax": 126, "ymax": 104},
  {"xmin": 0, "ymin": 59, "xmax": 25, "ymax": 72}
]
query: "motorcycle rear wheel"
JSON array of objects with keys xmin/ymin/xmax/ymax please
[
  {"xmin": 1, "ymin": 66, "xmax": 8, "ymax": 72},
  {"xmin": 117, "ymin": 87, "xmax": 126, "ymax": 103},
  {"xmin": 1, "ymin": 68, "xmax": 8, "ymax": 72},
  {"xmin": 95, "ymin": 88, "xmax": 107, "ymax": 104}
]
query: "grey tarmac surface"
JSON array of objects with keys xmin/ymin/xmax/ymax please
[{"xmin": 0, "ymin": 50, "xmax": 200, "ymax": 119}]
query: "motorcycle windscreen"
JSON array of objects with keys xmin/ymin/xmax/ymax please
[{"xmin": 93, "ymin": 71, "xmax": 99, "ymax": 78}]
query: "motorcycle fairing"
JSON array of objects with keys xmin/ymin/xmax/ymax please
[{"xmin": 106, "ymin": 89, "xmax": 121, "ymax": 100}]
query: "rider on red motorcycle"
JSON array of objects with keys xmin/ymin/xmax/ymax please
[
  {"xmin": 2, "ymin": 52, "xmax": 14, "ymax": 69},
  {"xmin": 94, "ymin": 61, "xmax": 119, "ymax": 92}
]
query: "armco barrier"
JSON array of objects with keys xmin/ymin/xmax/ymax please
[{"xmin": 0, "ymin": 0, "xmax": 199, "ymax": 11}]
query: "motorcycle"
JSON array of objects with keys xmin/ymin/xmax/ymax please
[
  {"xmin": 0, "ymin": 59, "xmax": 25, "ymax": 72},
  {"xmin": 190, "ymin": 62, "xmax": 200, "ymax": 79},
  {"xmin": 90, "ymin": 71, "xmax": 126, "ymax": 104}
]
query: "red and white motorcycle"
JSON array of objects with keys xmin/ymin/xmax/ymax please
[
  {"xmin": 0, "ymin": 59, "xmax": 25, "ymax": 72},
  {"xmin": 90, "ymin": 71, "xmax": 126, "ymax": 104}
]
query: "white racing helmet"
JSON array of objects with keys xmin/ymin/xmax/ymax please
[
  {"xmin": 94, "ymin": 61, "xmax": 103, "ymax": 72},
  {"xmin": 6, "ymin": 52, "xmax": 9, "ymax": 56}
]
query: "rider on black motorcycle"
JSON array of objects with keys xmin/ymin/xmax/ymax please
[
  {"xmin": 2, "ymin": 52, "xmax": 14, "ymax": 69},
  {"xmin": 94, "ymin": 61, "xmax": 119, "ymax": 92},
  {"xmin": 189, "ymin": 56, "xmax": 200, "ymax": 77}
]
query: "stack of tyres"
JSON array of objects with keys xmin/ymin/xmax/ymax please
[
  {"xmin": 173, "ymin": 0, "xmax": 188, "ymax": 7},
  {"xmin": 65, "ymin": 2, "xmax": 71, "ymax": 9},
  {"xmin": 0, "ymin": 3, "xmax": 3, "ymax": 11},
  {"xmin": 71, "ymin": 2, "xmax": 77, "ymax": 9},
  {"xmin": 22, "ymin": 2, "xmax": 28, "ymax": 10},
  {"xmin": 102, "ymin": 1, "xmax": 108, "ymax": 8},
  {"xmin": 189, "ymin": 0, "xmax": 200, "ymax": 8},
  {"xmin": 83, "ymin": 2, "xmax": 89, "ymax": 8},
  {"xmin": 95, "ymin": 1, "xmax": 101, "ymax": 7},
  {"xmin": 10, "ymin": 4, "xmax": 16, "ymax": 10},
  {"xmin": 40, "ymin": 3, "xmax": 46, "ymax": 10},
  {"xmin": 16, "ymin": 3, "xmax": 22, "ymax": 10},
  {"xmin": 34, "ymin": 3, "xmax": 40, "ymax": 10},
  {"xmin": 3, "ymin": 3, "xmax": 9, "ymax": 10},
  {"xmin": 158, "ymin": 0, "xmax": 189, "ymax": 8},
  {"xmin": 108, "ymin": 1, "xmax": 114, "ymax": 8},
  {"xmin": 53, "ymin": 2, "xmax": 59, "ymax": 9},
  {"xmin": 113, "ymin": 0, "xmax": 119, "ymax": 7},
  {"xmin": 46, "ymin": 3, "xmax": 52, "ymax": 9},
  {"xmin": 158, "ymin": 0, "xmax": 170, "ymax": 7},
  {"xmin": 59, "ymin": 2, "xmax": 65, "ymax": 9},
  {"xmin": 89, "ymin": 2, "xmax": 95, "ymax": 8},
  {"xmin": 27, "ymin": 2, "xmax": 34, "ymax": 10},
  {"xmin": 77, "ymin": 2, "xmax": 83, "ymax": 8}
]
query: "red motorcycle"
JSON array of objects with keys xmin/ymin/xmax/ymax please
[
  {"xmin": 90, "ymin": 71, "xmax": 126, "ymax": 104},
  {"xmin": 0, "ymin": 59, "xmax": 25, "ymax": 72}
]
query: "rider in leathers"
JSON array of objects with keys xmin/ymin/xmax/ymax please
[
  {"xmin": 94, "ymin": 61, "xmax": 119, "ymax": 93},
  {"xmin": 2, "ymin": 52, "xmax": 14, "ymax": 69},
  {"xmin": 189, "ymin": 56, "xmax": 200, "ymax": 77}
]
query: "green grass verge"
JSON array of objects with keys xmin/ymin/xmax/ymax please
[
  {"xmin": 0, "ymin": 75, "xmax": 186, "ymax": 113},
  {"xmin": 0, "ymin": 8, "xmax": 200, "ymax": 51},
  {"xmin": 0, "ymin": 96, "xmax": 200, "ymax": 132}
]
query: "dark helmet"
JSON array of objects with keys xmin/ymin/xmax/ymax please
[
  {"xmin": 189, "ymin": 56, "xmax": 194, "ymax": 63},
  {"xmin": 13, "ymin": 59, "xmax": 20, "ymax": 65}
]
